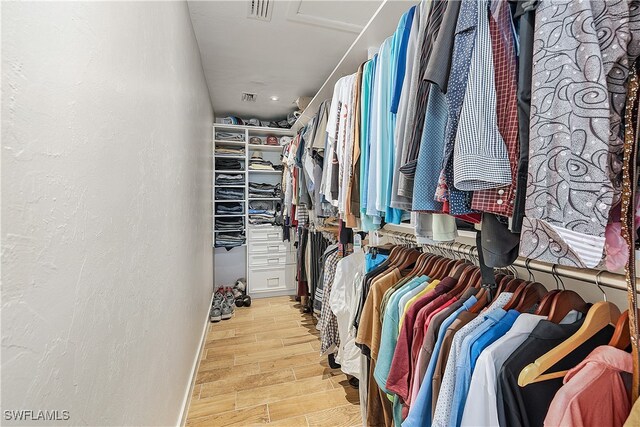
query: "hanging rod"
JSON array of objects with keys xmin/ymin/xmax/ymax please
[{"xmin": 375, "ymin": 228, "xmax": 637, "ymax": 293}]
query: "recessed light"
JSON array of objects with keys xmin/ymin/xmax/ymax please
[{"xmin": 270, "ymin": 96, "xmax": 279, "ymax": 101}]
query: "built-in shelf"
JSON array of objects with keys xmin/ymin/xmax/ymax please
[
  {"xmin": 213, "ymin": 123, "xmax": 294, "ymax": 292},
  {"xmin": 214, "ymin": 123, "xmax": 293, "ymax": 135},
  {"xmin": 214, "ymin": 140, "xmax": 246, "ymax": 146},
  {"xmin": 248, "ymin": 169, "xmax": 282, "ymax": 174},
  {"xmin": 214, "ymin": 154, "xmax": 246, "ymax": 159},
  {"xmin": 248, "ymin": 144, "xmax": 283, "ymax": 152}
]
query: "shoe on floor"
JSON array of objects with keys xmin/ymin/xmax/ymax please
[
  {"xmin": 220, "ymin": 301, "xmax": 234, "ymax": 320},
  {"xmin": 209, "ymin": 305, "xmax": 222, "ymax": 323}
]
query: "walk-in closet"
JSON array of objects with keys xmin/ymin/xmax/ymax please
[{"xmin": 3, "ymin": 0, "xmax": 640, "ymax": 426}]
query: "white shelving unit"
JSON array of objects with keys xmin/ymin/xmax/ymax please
[{"xmin": 213, "ymin": 123, "xmax": 296, "ymax": 298}]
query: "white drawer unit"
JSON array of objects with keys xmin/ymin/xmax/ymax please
[
  {"xmin": 248, "ymin": 226, "xmax": 282, "ymax": 243},
  {"xmin": 248, "ymin": 267, "xmax": 287, "ymax": 293},
  {"xmin": 248, "ymin": 253, "xmax": 287, "ymax": 268},
  {"xmin": 248, "ymin": 242, "xmax": 288, "ymax": 255}
]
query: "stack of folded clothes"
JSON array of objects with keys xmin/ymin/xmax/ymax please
[
  {"xmin": 215, "ymin": 173, "xmax": 244, "ymax": 186},
  {"xmin": 248, "ymin": 201, "xmax": 282, "ymax": 225},
  {"xmin": 215, "ymin": 146, "xmax": 245, "ymax": 156},
  {"xmin": 215, "ymin": 188, "xmax": 244, "ymax": 201},
  {"xmin": 215, "ymin": 158, "xmax": 243, "ymax": 171},
  {"xmin": 215, "ymin": 131, "xmax": 244, "ymax": 141},
  {"xmin": 214, "ymin": 232, "xmax": 245, "ymax": 250},
  {"xmin": 248, "ymin": 182, "xmax": 282, "ymax": 199},
  {"xmin": 215, "ymin": 217, "xmax": 244, "ymax": 231},
  {"xmin": 215, "ymin": 202, "xmax": 244, "ymax": 215},
  {"xmin": 249, "ymin": 152, "xmax": 275, "ymax": 170}
]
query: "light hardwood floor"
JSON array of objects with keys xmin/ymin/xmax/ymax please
[{"xmin": 186, "ymin": 296, "xmax": 361, "ymax": 426}]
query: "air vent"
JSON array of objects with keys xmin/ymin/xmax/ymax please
[
  {"xmin": 247, "ymin": 0, "xmax": 272, "ymax": 21},
  {"xmin": 241, "ymin": 92, "xmax": 257, "ymax": 102}
]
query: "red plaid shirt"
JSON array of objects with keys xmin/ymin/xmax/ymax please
[{"xmin": 471, "ymin": 0, "xmax": 520, "ymax": 216}]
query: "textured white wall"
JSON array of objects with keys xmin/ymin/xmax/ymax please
[{"xmin": 1, "ymin": 2, "xmax": 213, "ymax": 425}]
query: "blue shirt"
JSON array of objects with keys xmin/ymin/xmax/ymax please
[
  {"xmin": 365, "ymin": 252, "xmax": 388, "ymax": 273},
  {"xmin": 469, "ymin": 309, "xmax": 519, "ymax": 371},
  {"xmin": 374, "ymin": 275, "xmax": 429, "ymax": 391},
  {"xmin": 449, "ymin": 308, "xmax": 511, "ymax": 427},
  {"xmin": 402, "ymin": 295, "xmax": 478, "ymax": 427},
  {"xmin": 391, "ymin": 6, "xmax": 416, "ymax": 113}
]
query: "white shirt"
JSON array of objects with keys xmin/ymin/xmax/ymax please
[
  {"xmin": 460, "ymin": 310, "xmax": 582, "ymax": 427},
  {"xmin": 460, "ymin": 313, "xmax": 546, "ymax": 427},
  {"xmin": 328, "ymin": 251, "xmax": 365, "ymax": 378}
]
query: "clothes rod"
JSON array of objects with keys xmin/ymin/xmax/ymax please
[{"xmin": 376, "ymin": 229, "xmax": 636, "ymax": 293}]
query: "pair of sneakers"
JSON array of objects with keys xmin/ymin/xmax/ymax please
[{"xmin": 209, "ymin": 287, "xmax": 235, "ymax": 322}]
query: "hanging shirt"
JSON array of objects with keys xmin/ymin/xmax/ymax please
[
  {"xmin": 461, "ymin": 313, "xmax": 546, "ymax": 427},
  {"xmin": 365, "ymin": 41, "xmax": 386, "ymax": 226},
  {"xmin": 328, "ymin": 251, "xmax": 366, "ymax": 378},
  {"xmin": 359, "ymin": 57, "xmax": 377, "ymax": 231},
  {"xmin": 386, "ymin": 278, "xmax": 457, "ymax": 404},
  {"xmin": 410, "ymin": 288, "xmax": 479, "ymax": 405},
  {"xmin": 497, "ymin": 318, "xmax": 615, "ymax": 427},
  {"xmin": 545, "ymin": 345, "xmax": 633, "ymax": 427},
  {"xmin": 403, "ymin": 295, "xmax": 478, "ymax": 427},
  {"xmin": 449, "ymin": 308, "xmax": 519, "ymax": 426},
  {"xmin": 374, "ymin": 275, "xmax": 429, "ymax": 392},
  {"xmin": 470, "ymin": 0, "xmax": 520, "ymax": 215},
  {"xmin": 391, "ymin": 5, "xmax": 420, "ymax": 211},
  {"xmin": 519, "ymin": 0, "xmax": 631, "ymax": 268},
  {"xmin": 452, "ymin": 0, "xmax": 511, "ymax": 192},
  {"xmin": 434, "ymin": 0, "xmax": 477, "ymax": 215},
  {"xmin": 432, "ymin": 292, "xmax": 513, "ymax": 427}
]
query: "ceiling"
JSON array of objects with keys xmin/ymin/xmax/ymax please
[{"xmin": 188, "ymin": 0, "xmax": 382, "ymax": 121}]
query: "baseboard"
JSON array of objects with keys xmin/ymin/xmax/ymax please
[{"xmin": 177, "ymin": 291, "xmax": 214, "ymax": 426}]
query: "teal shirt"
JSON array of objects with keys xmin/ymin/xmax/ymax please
[
  {"xmin": 373, "ymin": 275, "xmax": 429, "ymax": 391},
  {"xmin": 359, "ymin": 56, "xmax": 378, "ymax": 231}
]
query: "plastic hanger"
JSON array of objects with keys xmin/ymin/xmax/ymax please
[
  {"xmin": 518, "ymin": 300, "xmax": 621, "ymax": 386},
  {"xmin": 609, "ymin": 310, "xmax": 631, "ymax": 350}
]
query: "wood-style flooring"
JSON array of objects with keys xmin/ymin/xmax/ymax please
[{"xmin": 186, "ymin": 296, "xmax": 361, "ymax": 426}]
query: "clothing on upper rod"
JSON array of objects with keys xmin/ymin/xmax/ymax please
[{"xmin": 279, "ymin": 0, "xmax": 640, "ymax": 272}]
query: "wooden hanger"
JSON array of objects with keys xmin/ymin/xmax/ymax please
[
  {"xmin": 398, "ymin": 249, "xmax": 421, "ymax": 271},
  {"xmin": 514, "ymin": 282, "xmax": 548, "ymax": 313},
  {"xmin": 547, "ymin": 290, "xmax": 589, "ymax": 324},
  {"xmin": 517, "ymin": 301, "xmax": 621, "ymax": 386},
  {"xmin": 404, "ymin": 253, "xmax": 431, "ymax": 278},
  {"xmin": 502, "ymin": 280, "xmax": 530, "ymax": 311},
  {"xmin": 449, "ymin": 265, "xmax": 477, "ymax": 298},
  {"xmin": 535, "ymin": 289, "xmax": 561, "ymax": 316},
  {"xmin": 609, "ymin": 310, "xmax": 632, "ymax": 350}
]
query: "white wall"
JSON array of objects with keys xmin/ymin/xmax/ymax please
[{"xmin": 2, "ymin": 2, "xmax": 213, "ymax": 426}]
